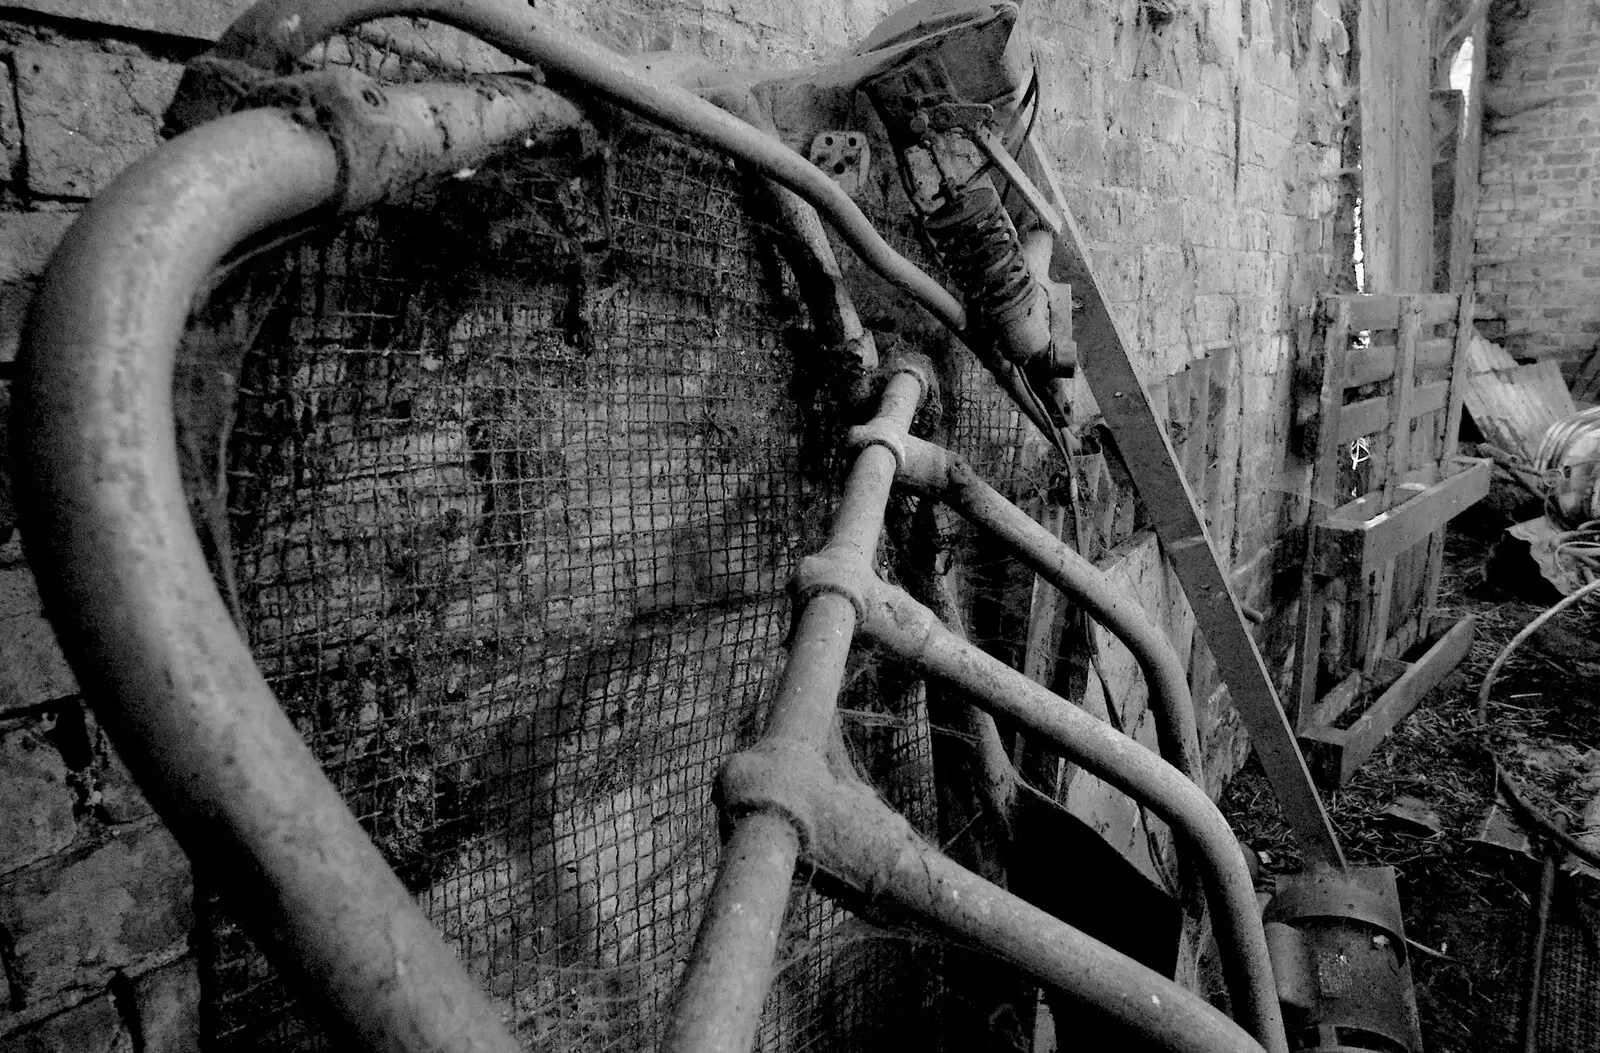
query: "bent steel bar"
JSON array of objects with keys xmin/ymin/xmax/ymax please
[
  {"xmin": 899, "ymin": 434, "xmax": 1204, "ymax": 789},
  {"xmin": 170, "ymin": 0, "xmax": 971, "ymax": 336},
  {"xmin": 752, "ymin": 753, "xmax": 1271, "ymax": 1053},
  {"xmin": 661, "ymin": 366, "xmax": 929, "ymax": 1053},
  {"xmin": 858, "ymin": 579, "xmax": 1289, "ymax": 1053},
  {"xmin": 9, "ymin": 78, "xmax": 585, "ymax": 1053}
]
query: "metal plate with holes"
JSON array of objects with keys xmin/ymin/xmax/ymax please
[{"xmin": 808, "ymin": 130, "xmax": 870, "ymax": 197}]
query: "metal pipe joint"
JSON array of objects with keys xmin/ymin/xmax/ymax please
[{"xmin": 242, "ymin": 66, "xmax": 588, "ymax": 213}]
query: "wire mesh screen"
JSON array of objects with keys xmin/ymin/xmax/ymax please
[{"xmin": 193, "ymin": 117, "xmax": 956, "ymax": 1051}]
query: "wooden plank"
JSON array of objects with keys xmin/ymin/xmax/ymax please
[
  {"xmin": 1303, "ymin": 669, "xmax": 1363, "ymax": 733},
  {"xmin": 1463, "ymin": 359, "xmax": 1576, "ymax": 461},
  {"xmin": 1343, "ymin": 294, "xmax": 1458, "ymax": 331},
  {"xmin": 1023, "ymin": 135, "xmax": 1345, "ymax": 866},
  {"xmin": 1338, "ymin": 380, "xmax": 1448, "ymax": 443},
  {"xmin": 1301, "ymin": 615, "xmax": 1477, "ymax": 785},
  {"xmin": 1293, "ymin": 299, "xmax": 1354, "ymax": 731},
  {"xmin": 1361, "ymin": 298, "xmax": 1422, "ymax": 674},
  {"xmin": 1423, "ymin": 288, "xmax": 1476, "ymax": 616},
  {"xmin": 1346, "ymin": 336, "xmax": 1454, "ymax": 387},
  {"xmin": 1320, "ymin": 457, "xmax": 1491, "ymax": 577}
]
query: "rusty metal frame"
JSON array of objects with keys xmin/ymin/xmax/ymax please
[
  {"xmin": 8, "ymin": 74, "xmax": 586, "ymax": 1053},
  {"xmin": 8, "ymin": 5, "xmax": 1309, "ymax": 1053}
]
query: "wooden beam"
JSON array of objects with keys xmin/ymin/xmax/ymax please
[
  {"xmin": 1022, "ymin": 135, "xmax": 1345, "ymax": 867},
  {"xmin": 1344, "ymin": 293, "xmax": 1460, "ymax": 331},
  {"xmin": 1338, "ymin": 380, "xmax": 1448, "ymax": 443},
  {"xmin": 1345, "ymin": 337, "xmax": 1455, "ymax": 387},
  {"xmin": 1319, "ymin": 457, "xmax": 1490, "ymax": 577},
  {"xmin": 1301, "ymin": 616, "xmax": 1476, "ymax": 785}
]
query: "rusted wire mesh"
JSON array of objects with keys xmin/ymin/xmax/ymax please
[{"xmin": 180, "ymin": 55, "xmax": 1048, "ymax": 1051}]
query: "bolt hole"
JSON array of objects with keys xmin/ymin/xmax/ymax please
[
  {"xmin": 847, "ymin": 136, "xmax": 858, "ymax": 146},
  {"xmin": 824, "ymin": 135, "xmax": 835, "ymax": 146},
  {"xmin": 833, "ymin": 162, "xmax": 847, "ymax": 175}
]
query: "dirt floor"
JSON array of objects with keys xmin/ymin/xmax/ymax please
[{"xmin": 1221, "ymin": 525, "xmax": 1600, "ymax": 1053}]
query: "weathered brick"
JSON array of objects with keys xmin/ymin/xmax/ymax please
[
  {"xmin": 0, "ymin": 0, "xmax": 254, "ymax": 42},
  {"xmin": 131, "ymin": 958, "xmax": 200, "ymax": 1053},
  {"xmin": 1, "ymin": 535, "xmax": 78, "ymax": 706},
  {"xmin": 1, "ymin": 992, "xmax": 129, "ymax": 1053},
  {"xmin": 0, "ymin": 725, "xmax": 76, "ymax": 875},
  {"xmin": 0, "ymin": 212, "xmax": 74, "ymax": 293},
  {"xmin": 14, "ymin": 47, "xmax": 182, "ymax": 200},
  {"xmin": 0, "ymin": 822, "xmax": 191, "ymax": 1005},
  {"xmin": 0, "ymin": 60, "xmax": 20, "ymax": 186}
]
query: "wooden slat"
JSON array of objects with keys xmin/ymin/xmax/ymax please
[
  {"xmin": 1342, "ymin": 293, "xmax": 1459, "ymax": 332},
  {"xmin": 1345, "ymin": 337, "xmax": 1454, "ymax": 388},
  {"xmin": 1319, "ymin": 457, "xmax": 1491, "ymax": 577},
  {"xmin": 1293, "ymin": 298, "xmax": 1352, "ymax": 731},
  {"xmin": 1361, "ymin": 299, "xmax": 1423, "ymax": 674},
  {"xmin": 1337, "ymin": 380, "xmax": 1448, "ymax": 444},
  {"xmin": 1022, "ymin": 134, "xmax": 1345, "ymax": 866},
  {"xmin": 1301, "ymin": 616, "xmax": 1477, "ymax": 785}
]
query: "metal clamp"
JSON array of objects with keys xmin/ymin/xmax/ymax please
[
  {"xmin": 239, "ymin": 66, "xmax": 585, "ymax": 213},
  {"xmin": 791, "ymin": 549, "xmax": 872, "ymax": 623},
  {"xmin": 719, "ymin": 740, "xmax": 832, "ymax": 851},
  {"xmin": 846, "ymin": 419, "xmax": 907, "ymax": 472}
]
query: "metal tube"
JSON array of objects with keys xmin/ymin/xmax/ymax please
[
  {"xmin": 858, "ymin": 580, "xmax": 1288, "ymax": 1053},
  {"xmin": 176, "ymin": 0, "xmax": 970, "ymax": 335},
  {"xmin": 817, "ymin": 791, "xmax": 1269, "ymax": 1053},
  {"xmin": 8, "ymin": 109, "xmax": 524, "ymax": 1053},
  {"xmin": 662, "ymin": 810, "xmax": 803, "ymax": 1053},
  {"xmin": 662, "ymin": 368, "xmax": 925, "ymax": 1053},
  {"xmin": 929, "ymin": 441, "xmax": 1206, "ymax": 789}
]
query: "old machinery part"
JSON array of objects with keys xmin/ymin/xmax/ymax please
[
  {"xmin": 1534, "ymin": 405, "xmax": 1600, "ymax": 529},
  {"xmin": 1263, "ymin": 867, "xmax": 1423, "ymax": 1053},
  {"xmin": 663, "ymin": 361, "xmax": 933, "ymax": 1053},
  {"xmin": 8, "ymin": 69, "xmax": 588, "ymax": 1053},
  {"xmin": 718, "ymin": 741, "xmax": 1273, "ymax": 1053},
  {"xmin": 856, "ymin": 577, "xmax": 1286, "ymax": 1053},
  {"xmin": 807, "ymin": 129, "xmax": 870, "ymax": 196},
  {"xmin": 896, "ymin": 434, "xmax": 1205, "ymax": 791},
  {"xmin": 162, "ymin": 0, "xmax": 978, "ymax": 340}
]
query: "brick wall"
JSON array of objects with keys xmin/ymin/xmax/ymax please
[
  {"xmin": 1473, "ymin": 0, "xmax": 1600, "ymax": 369},
  {"xmin": 0, "ymin": 0, "xmax": 1353, "ymax": 1046}
]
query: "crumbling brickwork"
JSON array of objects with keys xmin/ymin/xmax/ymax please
[
  {"xmin": 0, "ymin": 0, "xmax": 1354, "ymax": 1047},
  {"xmin": 1473, "ymin": 0, "xmax": 1600, "ymax": 370}
]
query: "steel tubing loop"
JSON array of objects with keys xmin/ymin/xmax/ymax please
[
  {"xmin": 174, "ymin": 0, "xmax": 971, "ymax": 337},
  {"xmin": 856, "ymin": 578, "xmax": 1288, "ymax": 1053},
  {"xmin": 661, "ymin": 367, "xmax": 928, "ymax": 1053},
  {"xmin": 791, "ymin": 764, "xmax": 1272, "ymax": 1053},
  {"xmin": 899, "ymin": 434, "xmax": 1205, "ymax": 789},
  {"xmin": 9, "ymin": 80, "xmax": 586, "ymax": 1053}
]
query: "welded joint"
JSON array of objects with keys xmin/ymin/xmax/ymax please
[
  {"xmin": 234, "ymin": 66, "xmax": 586, "ymax": 214},
  {"xmin": 719, "ymin": 739, "xmax": 833, "ymax": 852},
  {"xmin": 879, "ymin": 349, "xmax": 937, "ymax": 407},
  {"xmin": 791, "ymin": 549, "xmax": 873, "ymax": 623},
  {"xmin": 845, "ymin": 420, "xmax": 908, "ymax": 472},
  {"xmin": 721, "ymin": 737, "xmax": 913, "ymax": 902},
  {"xmin": 896, "ymin": 433, "xmax": 954, "ymax": 495}
]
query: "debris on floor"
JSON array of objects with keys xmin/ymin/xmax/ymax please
[{"xmin": 1224, "ymin": 527, "xmax": 1600, "ymax": 1053}]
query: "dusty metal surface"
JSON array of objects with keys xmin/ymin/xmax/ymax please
[{"xmin": 8, "ymin": 102, "xmax": 527, "ymax": 1053}]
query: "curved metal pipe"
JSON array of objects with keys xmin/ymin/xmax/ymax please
[
  {"xmin": 902, "ymin": 434, "xmax": 1205, "ymax": 790},
  {"xmin": 9, "ymin": 83, "xmax": 583, "ymax": 1053},
  {"xmin": 811, "ymin": 781, "xmax": 1270, "ymax": 1053},
  {"xmin": 858, "ymin": 579, "xmax": 1288, "ymax": 1053},
  {"xmin": 663, "ymin": 368, "xmax": 928, "ymax": 1053},
  {"xmin": 172, "ymin": 0, "xmax": 969, "ymax": 336}
]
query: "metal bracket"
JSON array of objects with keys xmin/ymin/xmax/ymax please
[
  {"xmin": 720, "ymin": 740, "xmax": 833, "ymax": 851},
  {"xmin": 792, "ymin": 549, "xmax": 872, "ymax": 622},
  {"xmin": 807, "ymin": 130, "xmax": 870, "ymax": 197}
]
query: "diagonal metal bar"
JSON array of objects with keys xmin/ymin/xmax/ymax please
[{"xmin": 1019, "ymin": 135, "xmax": 1345, "ymax": 867}]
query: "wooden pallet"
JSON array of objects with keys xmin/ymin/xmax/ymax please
[{"xmin": 1293, "ymin": 292, "xmax": 1488, "ymax": 785}]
